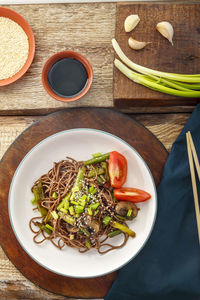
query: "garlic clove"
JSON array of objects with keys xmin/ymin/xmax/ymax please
[
  {"xmin": 128, "ymin": 37, "xmax": 151, "ymax": 50},
  {"xmin": 156, "ymin": 21, "xmax": 174, "ymax": 45},
  {"xmin": 124, "ymin": 14, "xmax": 140, "ymax": 33}
]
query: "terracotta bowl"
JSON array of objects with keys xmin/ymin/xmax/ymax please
[
  {"xmin": 0, "ymin": 7, "xmax": 35, "ymax": 87},
  {"xmin": 42, "ymin": 51, "xmax": 93, "ymax": 103}
]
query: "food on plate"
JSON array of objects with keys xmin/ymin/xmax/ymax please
[
  {"xmin": 124, "ymin": 14, "xmax": 140, "ymax": 32},
  {"xmin": 0, "ymin": 17, "xmax": 29, "ymax": 80},
  {"xmin": 29, "ymin": 151, "xmax": 151, "ymax": 254},
  {"xmin": 112, "ymin": 38, "xmax": 200, "ymax": 98},
  {"xmin": 156, "ymin": 21, "xmax": 174, "ymax": 45}
]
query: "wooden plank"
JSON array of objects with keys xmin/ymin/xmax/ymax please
[
  {"xmin": 0, "ymin": 113, "xmax": 189, "ymax": 158},
  {"xmin": 0, "ymin": 3, "xmax": 115, "ymax": 113},
  {"xmin": 114, "ymin": 2, "xmax": 200, "ymax": 108}
]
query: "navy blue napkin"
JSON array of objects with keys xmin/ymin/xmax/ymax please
[{"xmin": 105, "ymin": 104, "xmax": 200, "ymax": 300}]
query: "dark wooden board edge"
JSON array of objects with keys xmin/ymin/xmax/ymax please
[{"xmin": 0, "ymin": 108, "xmax": 168, "ymax": 298}]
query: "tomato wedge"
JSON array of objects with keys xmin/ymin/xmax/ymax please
[
  {"xmin": 114, "ymin": 187, "xmax": 151, "ymax": 203},
  {"xmin": 108, "ymin": 151, "xmax": 127, "ymax": 188}
]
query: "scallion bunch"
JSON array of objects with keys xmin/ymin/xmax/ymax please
[{"xmin": 112, "ymin": 38, "xmax": 200, "ymax": 98}]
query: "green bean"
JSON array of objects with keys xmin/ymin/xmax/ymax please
[
  {"xmin": 111, "ymin": 221, "xmax": 135, "ymax": 237},
  {"xmin": 52, "ymin": 192, "xmax": 57, "ymax": 199},
  {"xmin": 80, "ymin": 227, "xmax": 90, "ymax": 237},
  {"xmin": 33, "ymin": 183, "xmax": 48, "ymax": 217},
  {"xmin": 99, "ymin": 175, "xmax": 106, "ymax": 184},
  {"xmin": 88, "ymin": 168, "xmax": 105, "ymax": 178},
  {"xmin": 86, "ymin": 239, "xmax": 92, "ymax": 249},
  {"xmin": 31, "ymin": 197, "xmax": 36, "ymax": 205},
  {"xmin": 101, "ymin": 162, "xmax": 109, "ymax": 181},
  {"xmin": 92, "ymin": 152, "xmax": 102, "ymax": 158},
  {"xmin": 72, "ymin": 167, "xmax": 86, "ymax": 192},
  {"xmin": 108, "ymin": 229, "xmax": 122, "ymax": 238},
  {"xmin": 83, "ymin": 153, "xmax": 110, "ymax": 165}
]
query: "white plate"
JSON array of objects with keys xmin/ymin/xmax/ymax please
[{"xmin": 9, "ymin": 128, "xmax": 157, "ymax": 278}]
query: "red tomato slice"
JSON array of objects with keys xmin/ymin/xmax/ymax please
[
  {"xmin": 108, "ymin": 151, "xmax": 127, "ymax": 188},
  {"xmin": 114, "ymin": 187, "xmax": 151, "ymax": 203}
]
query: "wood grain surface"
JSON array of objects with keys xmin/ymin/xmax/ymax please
[
  {"xmin": 0, "ymin": 108, "xmax": 168, "ymax": 298},
  {"xmin": 114, "ymin": 2, "xmax": 200, "ymax": 108},
  {"xmin": 0, "ymin": 2, "xmax": 199, "ymax": 115},
  {"xmin": 0, "ymin": 3, "xmax": 115, "ymax": 114}
]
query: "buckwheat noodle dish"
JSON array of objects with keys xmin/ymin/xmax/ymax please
[{"xmin": 29, "ymin": 151, "xmax": 151, "ymax": 254}]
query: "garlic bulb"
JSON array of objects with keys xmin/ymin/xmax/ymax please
[
  {"xmin": 156, "ymin": 21, "xmax": 174, "ymax": 45},
  {"xmin": 124, "ymin": 15, "xmax": 140, "ymax": 33},
  {"xmin": 128, "ymin": 37, "xmax": 151, "ymax": 50}
]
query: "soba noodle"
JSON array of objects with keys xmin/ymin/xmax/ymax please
[{"xmin": 29, "ymin": 156, "xmax": 135, "ymax": 254}]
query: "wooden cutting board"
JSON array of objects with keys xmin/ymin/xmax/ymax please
[
  {"xmin": 114, "ymin": 2, "xmax": 200, "ymax": 109},
  {"xmin": 0, "ymin": 108, "xmax": 168, "ymax": 298}
]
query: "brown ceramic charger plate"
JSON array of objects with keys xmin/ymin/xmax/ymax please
[{"xmin": 0, "ymin": 108, "xmax": 168, "ymax": 298}]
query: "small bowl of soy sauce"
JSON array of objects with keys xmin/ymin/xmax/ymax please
[{"xmin": 42, "ymin": 51, "xmax": 93, "ymax": 102}]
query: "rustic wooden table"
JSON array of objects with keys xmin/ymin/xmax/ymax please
[{"xmin": 0, "ymin": 2, "xmax": 197, "ymax": 299}]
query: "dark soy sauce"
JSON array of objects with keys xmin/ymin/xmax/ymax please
[{"xmin": 48, "ymin": 58, "xmax": 88, "ymax": 98}]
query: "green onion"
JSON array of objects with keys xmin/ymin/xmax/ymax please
[
  {"xmin": 52, "ymin": 192, "xmax": 57, "ymax": 199},
  {"xmin": 112, "ymin": 38, "xmax": 200, "ymax": 97},
  {"xmin": 70, "ymin": 234, "xmax": 74, "ymax": 240},
  {"xmin": 89, "ymin": 185, "xmax": 97, "ymax": 195},
  {"xmin": 79, "ymin": 194, "xmax": 87, "ymax": 201},
  {"xmin": 45, "ymin": 224, "xmax": 53, "ymax": 231},
  {"xmin": 87, "ymin": 207, "xmax": 93, "ymax": 216},
  {"xmin": 127, "ymin": 209, "xmax": 132, "ymax": 217},
  {"xmin": 71, "ymin": 200, "xmax": 78, "ymax": 205},
  {"xmin": 89, "ymin": 202, "xmax": 100, "ymax": 210},
  {"xmin": 51, "ymin": 211, "xmax": 59, "ymax": 220},
  {"xmin": 103, "ymin": 216, "xmax": 112, "ymax": 226},
  {"xmin": 57, "ymin": 192, "xmax": 71, "ymax": 211},
  {"xmin": 36, "ymin": 222, "xmax": 52, "ymax": 235},
  {"xmin": 58, "ymin": 212, "xmax": 76, "ymax": 226},
  {"xmin": 69, "ymin": 206, "xmax": 75, "ymax": 215},
  {"xmin": 60, "ymin": 207, "xmax": 68, "ymax": 214},
  {"xmin": 75, "ymin": 205, "xmax": 84, "ymax": 214},
  {"xmin": 94, "ymin": 209, "xmax": 99, "ymax": 216}
]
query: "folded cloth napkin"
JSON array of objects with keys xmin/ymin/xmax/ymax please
[{"xmin": 105, "ymin": 104, "xmax": 200, "ymax": 300}]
